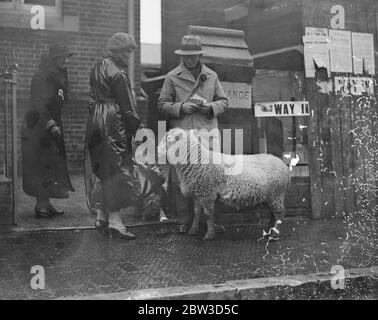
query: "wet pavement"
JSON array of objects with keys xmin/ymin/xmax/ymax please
[
  {"xmin": 0, "ymin": 217, "xmax": 375, "ymax": 299},
  {"xmin": 14, "ymin": 174, "xmax": 163, "ymax": 230}
]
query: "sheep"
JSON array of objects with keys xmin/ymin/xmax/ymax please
[{"xmin": 157, "ymin": 128, "xmax": 291, "ymax": 240}]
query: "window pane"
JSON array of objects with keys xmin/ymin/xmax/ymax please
[{"xmin": 23, "ymin": 0, "xmax": 56, "ymax": 6}]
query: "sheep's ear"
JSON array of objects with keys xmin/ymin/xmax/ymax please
[{"xmin": 167, "ymin": 134, "xmax": 175, "ymax": 142}]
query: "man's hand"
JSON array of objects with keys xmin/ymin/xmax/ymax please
[
  {"xmin": 181, "ymin": 102, "xmax": 198, "ymax": 115},
  {"xmin": 197, "ymin": 102, "xmax": 213, "ymax": 116}
]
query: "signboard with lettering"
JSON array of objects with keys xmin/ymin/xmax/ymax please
[
  {"xmin": 334, "ymin": 76, "xmax": 374, "ymax": 96},
  {"xmin": 221, "ymin": 82, "xmax": 251, "ymax": 109},
  {"xmin": 254, "ymin": 101, "xmax": 310, "ymax": 117}
]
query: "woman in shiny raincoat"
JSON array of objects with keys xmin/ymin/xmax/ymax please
[
  {"xmin": 22, "ymin": 44, "xmax": 75, "ymax": 218},
  {"xmin": 85, "ymin": 32, "xmax": 143, "ymax": 239}
]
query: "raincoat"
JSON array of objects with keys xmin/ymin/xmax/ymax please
[
  {"xmin": 22, "ymin": 57, "xmax": 74, "ymax": 199},
  {"xmin": 85, "ymin": 56, "xmax": 143, "ymax": 212},
  {"xmin": 158, "ymin": 62, "xmax": 228, "ymax": 132},
  {"xmin": 157, "ymin": 62, "xmax": 228, "ymax": 224}
]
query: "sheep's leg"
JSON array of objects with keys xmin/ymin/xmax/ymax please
[
  {"xmin": 188, "ymin": 200, "xmax": 202, "ymax": 235},
  {"xmin": 267, "ymin": 211, "xmax": 276, "ymax": 230},
  {"xmin": 266, "ymin": 197, "xmax": 285, "ymax": 239},
  {"xmin": 203, "ymin": 202, "xmax": 215, "ymax": 241}
]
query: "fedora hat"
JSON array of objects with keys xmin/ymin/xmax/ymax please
[
  {"xmin": 48, "ymin": 43, "xmax": 74, "ymax": 59},
  {"xmin": 174, "ymin": 35, "xmax": 206, "ymax": 55}
]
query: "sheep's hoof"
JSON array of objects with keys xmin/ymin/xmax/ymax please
[
  {"xmin": 188, "ymin": 227, "xmax": 199, "ymax": 236},
  {"xmin": 203, "ymin": 233, "xmax": 215, "ymax": 241}
]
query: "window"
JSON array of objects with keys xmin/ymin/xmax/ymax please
[
  {"xmin": 0, "ymin": 0, "xmax": 62, "ymax": 17},
  {"xmin": 141, "ymin": 0, "xmax": 162, "ymax": 66},
  {"xmin": 0, "ymin": 0, "xmax": 78, "ymax": 31}
]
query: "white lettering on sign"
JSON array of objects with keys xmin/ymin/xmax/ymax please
[
  {"xmin": 330, "ymin": 5, "xmax": 345, "ymax": 30},
  {"xmin": 221, "ymin": 82, "xmax": 251, "ymax": 109},
  {"xmin": 335, "ymin": 76, "xmax": 375, "ymax": 96},
  {"xmin": 254, "ymin": 101, "xmax": 310, "ymax": 118}
]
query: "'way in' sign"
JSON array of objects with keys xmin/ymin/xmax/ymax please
[{"xmin": 254, "ymin": 101, "xmax": 310, "ymax": 117}]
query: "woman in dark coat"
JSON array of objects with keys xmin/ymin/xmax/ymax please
[
  {"xmin": 22, "ymin": 44, "xmax": 75, "ymax": 218},
  {"xmin": 85, "ymin": 32, "xmax": 143, "ymax": 239}
]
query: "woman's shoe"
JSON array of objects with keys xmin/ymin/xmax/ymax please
[
  {"xmin": 109, "ymin": 226, "xmax": 136, "ymax": 240},
  {"xmin": 95, "ymin": 220, "xmax": 109, "ymax": 236},
  {"xmin": 35, "ymin": 206, "xmax": 55, "ymax": 219},
  {"xmin": 46, "ymin": 203, "xmax": 64, "ymax": 215}
]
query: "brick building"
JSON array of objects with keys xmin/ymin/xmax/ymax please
[
  {"xmin": 0, "ymin": 0, "xmax": 142, "ymax": 170},
  {"xmin": 160, "ymin": 0, "xmax": 378, "ymax": 220}
]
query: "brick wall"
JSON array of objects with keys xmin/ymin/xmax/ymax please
[
  {"xmin": 0, "ymin": 0, "xmax": 141, "ymax": 172},
  {"xmin": 162, "ymin": 0, "xmax": 245, "ymax": 73},
  {"xmin": 0, "ymin": 178, "xmax": 12, "ymax": 232}
]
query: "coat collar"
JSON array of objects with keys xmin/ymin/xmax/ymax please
[{"xmin": 175, "ymin": 63, "xmax": 212, "ymax": 83}]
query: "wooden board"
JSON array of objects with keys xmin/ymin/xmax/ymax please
[
  {"xmin": 305, "ymin": 77, "xmax": 322, "ymax": 219},
  {"xmin": 317, "ymin": 78, "xmax": 335, "ymax": 218},
  {"xmin": 340, "ymin": 94, "xmax": 357, "ymax": 216},
  {"xmin": 329, "ymin": 93, "xmax": 345, "ymax": 217}
]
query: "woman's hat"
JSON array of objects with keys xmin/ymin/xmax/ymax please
[
  {"xmin": 48, "ymin": 43, "xmax": 74, "ymax": 59},
  {"xmin": 174, "ymin": 35, "xmax": 206, "ymax": 55},
  {"xmin": 107, "ymin": 32, "xmax": 137, "ymax": 51}
]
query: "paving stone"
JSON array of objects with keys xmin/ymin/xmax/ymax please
[{"xmin": 0, "ymin": 218, "xmax": 376, "ymax": 299}]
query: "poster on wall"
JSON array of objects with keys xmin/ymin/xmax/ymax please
[
  {"xmin": 329, "ymin": 29, "xmax": 353, "ymax": 73},
  {"xmin": 254, "ymin": 101, "xmax": 310, "ymax": 117},
  {"xmin": 305, "ymin": 27, "xmax": 328, "ymax": 37},
  {"xmin": 303, "ymin": 27, "xmax": 330, "ymax": 78},
  {"xmin": 352, "ymin": 32, "xmax": 375, "ymax": 75},
  {"xmin": 334, "ymin": 76, "xmax": 374, "ymax": 96}
]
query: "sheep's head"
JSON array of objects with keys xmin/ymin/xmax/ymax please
[{"xmin": 157, "ymin": 128, "xmax": 190, "ymax": 165}]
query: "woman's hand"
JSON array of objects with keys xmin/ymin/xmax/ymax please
[{"xmin": 50, "ymin": 125, "xmax": 62, "ymax": 138}]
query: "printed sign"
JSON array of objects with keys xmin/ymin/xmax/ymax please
[
  {"xmin": 329, "ymin": 29, "xmax": 353, "ymax": 73},
  {"xmin": 305, "ymin": 27, "xmax": 328, "ymax": 37},
  {"xmin": 352, "ymin": 32, "xmax": 375, "ymax": 75},
  {"xmin": 303, "ymin": 35, "xmax": 331, "ymax": 78},
  {"xmin": 221, "ymin": 82, "xmax": 251, "ymax": 109},
  {"xmin": 254, "ymin": 101, "xmax": 310, "ymax": 118},
  {"xmin": 334, "ymin": 76, "xmax": 374, "ymax": 96}
]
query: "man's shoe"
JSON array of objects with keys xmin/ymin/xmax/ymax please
[
  {"xmin": 214, "ymin": 224, "xmax": 226, "ymax": 233},
  {"xmin": 35, "ymin": 206, "xmax": 55, "ymax": 219},
  {"xmin": 177, "ymin": 224, "xmax": 189, "ymax": 234},
  {"xmin": 109, "ymin": 226, "xmax": 136, "ymax": 240}
]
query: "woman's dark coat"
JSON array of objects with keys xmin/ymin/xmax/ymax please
[
  {"xmin": 85, "ymin": 56, "xmax": 142, "ymax": 212},
  {"xmin": 22, "ymin": 58, "xmax": 74, "ymax": 199}
]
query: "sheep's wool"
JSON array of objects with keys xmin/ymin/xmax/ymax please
[{"xmin": 163, "ymin": 129, "xmax": 290, "ymax": 211}]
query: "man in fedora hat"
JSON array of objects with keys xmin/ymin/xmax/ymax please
[
  {"xmin": 158, "ymin": 34, "xmax": 228, "ymax": 234},
  {"xmin": 22, "ymin": 43, "xmax": 75, "ymax": 218}
]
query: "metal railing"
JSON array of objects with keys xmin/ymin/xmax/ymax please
[{"xmin": 0, "ymin": 49, "xmax": 19, "ymax": 225}]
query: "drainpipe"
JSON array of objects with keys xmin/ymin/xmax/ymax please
[
  {"xmin": 10, "ymin": 65, "xmax": 17, "ymax": 225},
  {"xmin": 128, "ymin": 0, "xmax": 135, "ymax": 90}
]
